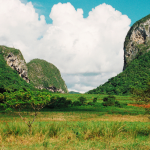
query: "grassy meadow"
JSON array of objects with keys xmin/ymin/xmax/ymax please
[{"xmin": 0, "ymin": 94, "xmax": 150, "ymax": 150}]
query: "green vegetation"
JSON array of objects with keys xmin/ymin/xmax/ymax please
[
  {"xmin": 0, "ymin": 92, "xmax": 150, "ymax": 149},
  {"xmin": 132, "ymin": 83, "xmax": 150, "ymax": 104},
  {"xmin": 0, "ymin": 93, "xmax": 149, "ymax": 150},
  {"xmin": 0, "ymin": 91, "xmax": 52, "ymax": 134},
  {"xmin": 47, "ymin": 96, "xmax": 72, "ymax": 109},
  {"xmin": 0, "ymin": 46, "xmax": 34, "ymax": 93},
  {"xmin": 0, "ymin": 120, "xmax": 150, "ymax": 149},
  {"xmin": 102, "ymin": 95, "xmax": 121, "ymax": 107},
  {"xmin": 88, "ymin": 50, "xmax": 150, "ymax": 95},
  {"xmin": 27, "ymin": 59, "xmax": 68, "ymax": 93},
  {"xmin": 0, "ymin": 45, "xmax": 23, "ymax": 59},
  {"xmin": 78, "ymin": 96, "xmax": 87, "ymax": 104}
]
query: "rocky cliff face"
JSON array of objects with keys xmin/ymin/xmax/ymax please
[
  {"xmin": 0, "ymin": 46, "xmax": 68, "ymax": 93},
  {"xmin": 36, "ymin": 85, "xmax": 65, "ymax": 93},
  {"xmin": 1, "ymin": 46, "xmax": 30, "ymax": 83},
  {"xmin": 123, "ymin": 14, "xmax": 150, "ymax": 70}
]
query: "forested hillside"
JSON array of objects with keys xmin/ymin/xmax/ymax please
[
  {"xmin": 27, "ymin": 59, "xmax": 68, "ymax": 93},
  {"xmin": 88, "ymin": 14, "xmax": 150, "ymax": 95},
  {"xmin": 88, "ymin": 49, "xmax": 150, "ymax": 95},
  {"xmin": 0, "ymin": 46, "xmax": 34, "ymax": 93}
]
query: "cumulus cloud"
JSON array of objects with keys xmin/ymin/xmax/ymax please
[
  {"xmin": 0, "ymin": 0, "xmax": 48, "ymax": 58},
  {"xmin": 0, "ymin": 0, "xmax": 131, "ymax": 92}
]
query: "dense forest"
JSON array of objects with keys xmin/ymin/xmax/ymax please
[
  {"xmin": 88, "ymin": 14, "xmax": 150, "ymax": 95},
  {"xmin": 87, "ymin": 49, "xmax": 150, "ymax": 95}
]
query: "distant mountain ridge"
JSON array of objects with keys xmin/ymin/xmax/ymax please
[
  {"xmin": 88, "ymin": 14, "xmax": 150, "ymax": 95},
  {"xmin": 69, "ymin": 91, "xmax": 81, "ymax": 94},
  {"xmin": 0, "ymin": 46, "xmax": 68, "ymax": 93}
]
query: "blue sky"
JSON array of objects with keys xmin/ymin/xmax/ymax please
[
  {"xmin": 1, "ymin": 0, "xmax": 150, "ymax": 92},
  {"xmin": 23, "ymin": 0, "xmax": 150, "ymax": 26}
]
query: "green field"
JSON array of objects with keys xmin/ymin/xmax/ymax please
[{"xmin": 0, "ymin": 93, "xmax": 150, "ymax": 150}]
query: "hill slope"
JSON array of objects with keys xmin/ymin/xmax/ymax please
[
  {"xmin": 27, "ymin": 59, "xmax": 68, "ymax": 93},
  {"xmin": 88, "ymin": 50, "xmax": 150, "ymax": 95},
  {"xmin": 0, "ymin": 46, "xmax": 34, "ymax": 92},
  {"xmin": 88, "ymin": 14, "xmax": 150, "ymax": 95}
]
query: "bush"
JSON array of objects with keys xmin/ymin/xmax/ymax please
[
  {"xmin": 93, "ymin": 97, "xmax": 97, "ymax": 103},
  {"xmin": 115, "ymin": 100, "xmax": 121, "ymax": 107},
  {"xmin": 102, "ymin": 95, "xmax": 120, "ymax": 107},
  {"xmin": 102, "ymin": 95, "xmax": 116, "ymax": 106},
  {"xmin": 78, "ymin": 96, "xmax": 87, "ymax": 104},
  {"xmin": 0, "ymin": 93, "xmax": 4, "ymax": 103},
  {"xmin": 145, "ymin": 108, "xmax": 150, "ymax": 114},
  {"xmin": 48, "ymin": 96, "xmax": 72, "ymax": 108},
  {"xmin": 87, "ymin": 102, "xmax": 94, "ymax": 106},
  {"xmin": 72, "ymin": 101, "xmax": 82, "ymax": 106}
]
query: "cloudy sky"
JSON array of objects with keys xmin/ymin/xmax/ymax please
[{"xmin": 0, "ymin": 0, "xmax": 150, "ymax": 93}]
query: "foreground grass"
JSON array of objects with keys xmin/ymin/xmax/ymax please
[
  {"xmin": 0, "ymin": 94, "xmax": 149, "ymax": 149},
  {"xmin": 0, "ymin": 119, "xmax": 150, "ymax": 150},
  {"xmin": 0, "ymin": 110, "xmax": 150, "ymax": 150}
]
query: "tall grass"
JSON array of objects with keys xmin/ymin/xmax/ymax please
[{"xmin": 0, "ymin": 121, "xmax": 150, "ymax": 149}]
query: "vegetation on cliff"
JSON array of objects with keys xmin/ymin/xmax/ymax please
[
  {"xmin": 88, "ymin": 14, "xmax": 150, "ymax": 95},
  {"xmin": 27, "ymin": 59, "xmax": 68, "ymax": 93},
  {"xmin": 123, "ymin": 14, "xmax": 150, "ymax": 71},
  {"xmin": 0, "ymin": 46, "xmax": 34, "ymax": 93},
  {"xmin": 87, "ymin": 50, "xmax": 150, "ymax": 95}
]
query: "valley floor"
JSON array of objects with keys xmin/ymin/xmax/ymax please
[{"xmin": 0, "ymin": 94, "xmax": 150, "ymax": 150}]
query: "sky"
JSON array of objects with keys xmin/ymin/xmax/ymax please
[{"xmin": 0, "ymin": 0, "xmax": 150, "ymax": 93}]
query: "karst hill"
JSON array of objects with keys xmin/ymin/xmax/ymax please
[
  {"xmin": 0, "ymin": 46, "xmax": 68, "ymax": 93},
  {"xmin": 88, "ymin": 14, "xmax": 150, "ymax": 95}
]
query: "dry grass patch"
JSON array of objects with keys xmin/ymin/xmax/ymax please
[
  {"xmin": 37, "ymin": 113, "xmax": 149, "ymax": 122},
  {"xmin": 90, "ymin": 114, "xmax": 150, "ymax": 122}
]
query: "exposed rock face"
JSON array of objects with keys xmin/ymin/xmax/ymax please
[
  {"xmin": 36, "ymin": 86, "xmax": 65, "ymax": 93},
  {"xmin": 123, "ymin": 15, "xmax": 150, "ymax": 70},
  {"xmin": 4, "ymin": 52, "xmax": 30, "ymax": 83},
  {"xmin": 0, "ymin": 46, "xmax": 67, "ymax": 93}
]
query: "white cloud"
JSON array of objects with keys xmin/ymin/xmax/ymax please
[{"xmin": 0, "ymin": 1, "xmax": 131, "ymax": 92}]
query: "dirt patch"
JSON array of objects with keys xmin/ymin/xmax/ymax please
[{"xmin": 128, "ymin": 104, "xmax": 150, "ymax": 108}]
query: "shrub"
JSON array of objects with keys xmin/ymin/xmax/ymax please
[
  {"xmin": 102, "ymin": 95, "xmax": 120, "ymax": 107},
  {"xmin": 48, "ymin": 96, "xmax": 72, "ymax": 108},
  {"xmin": 93, "ymin": 97, "xmax": 97, "ymax": 103},
  {"xmin": 65, "ymin": 99, "xmax": 72, "ymax": 106},
  {"xmin": 115, "ymin": 100, "xmax": 121, "ymax": 107},
  {"xmin": 145, "ymin": 108, "xmax": 150, "ymax": 114},
  {"xmin": 102, "ymin": 95, "xmax": 116, "ymax": 106},
  {"xmin": 78, "ymin": 96, "xmax": 87, "ymax": 104},
  {"xmin": 72, "ymin": 101, "xmax": 82, "ymax": 106},
  {"xmin": 88, "ymin": 102, "xmax": 94, "ymax": 106},
  {"xmin": 0, "ymin": 93, "xmax": 4, "ymax": 103}
]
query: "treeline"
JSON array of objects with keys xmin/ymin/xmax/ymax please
[{"xmin": 88, "ymin": 50, "xmax": 150, "ymax": 95}]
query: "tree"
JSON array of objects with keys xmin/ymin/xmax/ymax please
[
  {"xmin": 93, "ymin": 97, "xmax": 97, "ymax": 103},
  {"xmin": 0, "ymin": 91, "xmax": 51, "ymax": 134},
  {"xmin": 78, "ymin": 96, "xmax": 87, "ymax": 105},
  {"xmin": 132, "ymin": 83, "xmax": 150, "ymax": 104}
]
